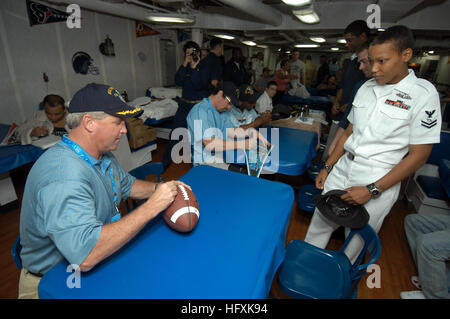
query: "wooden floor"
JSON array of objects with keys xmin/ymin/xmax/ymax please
[{"xmin": 0, "ymin": 138, "xmax": 419, "ymax": 299}]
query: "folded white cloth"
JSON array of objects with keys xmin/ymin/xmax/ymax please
[
  {"xmin": 148, "ymin": 87, "xmax": 182, "ymax": 99},
  {"xmin": 130, "ymin": 97, "xmax": 179, "ymax": 121}
]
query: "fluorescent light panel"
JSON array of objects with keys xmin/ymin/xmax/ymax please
[
  {"xmin": 310, "ymin": 37, "xmax": 326, "ymax": 43},
  {"xmin": 294, "ymin": 44, "xmax": 319, "ymax": 48},
  {"xmin": 331, "ymin": 47, "xmax": 339, "ymax": 51},
  {"xmin": 213, "ymin": 34, "xmax": 235, "ymax": 40},
  {"xmin": 282, "ymin": 0, "xmax": 311, "ymax": 6},
  {"xmin": 146, "ymin": 15, "xmax": 195, "ymax": 23},
  {"xmin": 293, "ymin": 9, "xmax": 320, "ymax": 24},
  {"xmin": 242, "ymin": 40, "xmax": 257, "ymax": 46},
  {"xmin": 337, "ymin": 39, "xmax": 346, "ymax": 44}
]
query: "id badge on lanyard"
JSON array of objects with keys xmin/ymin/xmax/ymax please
[{"xmin": 62, "ymin": 135, "xmax": 121, "ymax": 222}]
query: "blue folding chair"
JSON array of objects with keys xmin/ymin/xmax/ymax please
[
  {"xmin": 297, "ymin": 184, "xmax": 322, "ymax": 213},
  {"xmin": 126, "ymin": 162, "xmax": 164, "ymax": 211},
  {"xmin": 11, "ymin": 235, "xmax": 22, "ymax": 270},
  {"xmin": 278, "ymin": 224, "xmax": 381, "ymax": 299},
  {"xmin": 128, "ymin": 162, "xmax": 164, "ymax": 182},
  {"xmin": 307, "ymin": 161, "xmax": 324, "ymax": 181}
]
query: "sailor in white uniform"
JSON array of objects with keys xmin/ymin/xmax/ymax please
[{"xmin": 304, "ymin": 26, "xmax": 442, "ymax": 262}]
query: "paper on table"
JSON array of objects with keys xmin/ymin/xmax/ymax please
[
  {"xmin": 31, "ymin": 134, "xmax": 61, "ymax": 149},
  {"xmin": 294, "ymin": 117, "xmax": 314, "ymax": 125}
]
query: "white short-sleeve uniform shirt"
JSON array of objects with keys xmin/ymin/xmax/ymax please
[
  {"xmin": 304, "ymin": 70, "xmax": 442, "ymax": 259},
  {"xmin": 346, "ymin": 69, "xmax": 441, "ymax": 170}
]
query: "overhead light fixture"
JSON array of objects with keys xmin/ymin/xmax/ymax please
[
  {"xmin": 310, "ymin": 37, "xmax": 326, "ymax": 43},
  {"xmin": 257, "ymin": 45, "xmax": 268, "ymax": 49},
  {"xmin": 293, "ymin": 7, "xmax": 320, "ymax": 24},
  {"xmin": 213, "ymin": 34, "xmax": 235, "ymax": 40},
  {"xmin": 294, "ymin": 44, "xmax": 320, "ymax": 48},
  {"xmin": 146, "ymin": 14, "xmax": 195, "ymax": 24},
  {"xmin": 331, "ymin": 47, "xmax": 339, "ymax": 51},
  {"xmin": 282, "ymin": 0, "xmax": 311, "ymax": 6},
  {"xmin": 337, "ymin": 39, "xmax": 346, "ymax": 44},
  {"xmin": 242, "ymin": 40, "xmax": 257, "ymax": 46},
  {"xmin": 377, "ymin": 28, "xmax": 385, "ymax": 32},
  {"xmin": 428, "ymin": 50, "xmax": 435, "ymax": 54}
]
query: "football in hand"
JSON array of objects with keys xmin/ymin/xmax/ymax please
[{"xmin": 163, "ymin": 184, "xmax": 200, "ymax": 232}]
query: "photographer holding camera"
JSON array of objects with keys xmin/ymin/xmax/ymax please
[{"xmin": 163, "ymin": 41, "xmax": 210, "ymax": 170}]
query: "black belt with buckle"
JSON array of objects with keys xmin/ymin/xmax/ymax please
[
  {"xmin": 348, "ymin": 152, "xmax": 355, "ymax": 161},
  {"xmin": 27, "ymin": 269, "xmax": 44, "ymax": 277}
]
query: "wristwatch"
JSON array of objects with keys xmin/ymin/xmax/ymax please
[
  {"xmin": 322, "ymin": 163, "xmax": 333, "ymax": 174},
  {"xmin": 366, "ymin": 183, "xmax": 381, "ymax": 198}
]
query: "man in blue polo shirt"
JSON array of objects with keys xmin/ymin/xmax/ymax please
[
  {"xmin": 186, "ymin": 81, "xmax": 269, "ymax": 171},
  {"xmin": 19, "ymin": 83, "xmax": 190, "ymax": 298}
]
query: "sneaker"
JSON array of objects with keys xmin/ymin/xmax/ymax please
[{"xmin": 400, "ymin": 290, "xmax": 426, "ymax": 299}]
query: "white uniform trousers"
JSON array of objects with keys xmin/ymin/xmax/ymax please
[{"xmin": 304, "ymin": 152, "xmax": 401, "ymax": 263}]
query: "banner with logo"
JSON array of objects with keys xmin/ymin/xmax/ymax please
[
  {"xmin": 25, "ymin": 0, "xmax": 71, "ymax": 27},
  {"xmin": 135, "ymin": 21, "xmax": 159, "ymax": 38}
]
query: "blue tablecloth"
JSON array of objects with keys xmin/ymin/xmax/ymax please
[
  {"xmin": 225, "ymin": 126, "xmax": 317, "ymax": 176},
  {"xmin": 439, "ymin": 159, "xmax": 450, "ymax": 198},
  {"xmin": 38, "ymin": 165, "xmax": 295, "ymax": 299},
  {"xmin": 0, "ymin": 124, "xmax": 44, "ymax": 174}
]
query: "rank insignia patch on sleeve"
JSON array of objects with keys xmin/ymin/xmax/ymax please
[{"xmin": 421, "ymin": 110, "xmax": 437, "ymax": 129}]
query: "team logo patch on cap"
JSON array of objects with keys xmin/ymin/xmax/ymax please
[
  {"xmin": 385, "ymin": 99, "xmax": 410, "ymax": 110},
  {"xmin": 107, "ymin": 86, "xmax": 126, "ymax": 103},
  {"xmin": 421, "ymin": 110, "xmax": 437, "ymax": 129}
]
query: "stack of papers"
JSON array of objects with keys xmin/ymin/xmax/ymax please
[
  {"xmin": 31, "ymin": 135, "xmax": 61, "ymax": 149},
  {"xmin": 294, "ymin": 117, "xmax": 314, "ymax": 125}
]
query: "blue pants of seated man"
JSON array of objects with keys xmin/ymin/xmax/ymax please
[{"xmin": 404, "ymin": 213, "xmax": 450, "ymax": 299}]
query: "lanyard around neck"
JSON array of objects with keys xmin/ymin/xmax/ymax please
[
  {"xmin": 207, "ymin": 97, "xmax": 218, "ymax": 128},
  {"xmin": 61, "ymin": 135, "xmax": 120, "ymax": 221}
]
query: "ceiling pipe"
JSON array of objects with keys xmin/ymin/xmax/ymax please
[
  {"xmin": 45, "ymin": 0, "xmax": 191, "ymax": 23},
  {"xmin": 125, "ymin": 0, "xmax": 172, "ymax": 14},
  {"xmin": 280, "ymin": 31, "xmax": 295, "ymax": 43},
  {"xmin": 218, "ymin": 0, "xmax": 283, "ymax": 27}
]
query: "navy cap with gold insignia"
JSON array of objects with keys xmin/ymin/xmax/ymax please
[
  {"xmin": 239, "ymin": 84, "xmax": 261, "ymax": 104},
  {"xmin": 69, "ymin": 83, "xmax": 143, "ymax": 118}
]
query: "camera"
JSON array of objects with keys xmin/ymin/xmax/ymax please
[{"xmin": 190, "ymin": 50, "xmax": 199, "ymax": 62}]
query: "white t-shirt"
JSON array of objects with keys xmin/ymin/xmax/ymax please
[
  {"xmin": 251, "ymin": 58, "xmax": 264, "ymax": 81},
  {"xmin": 290, "ymin": 59, "xmax": 306, "ymax": 87},
  {"xmin": 255, "ymin": 91, "xmax": 273, "ymax": 114}
]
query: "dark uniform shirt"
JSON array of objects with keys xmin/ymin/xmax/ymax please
[{"xmin": 175, "ymin": 65, "xmax": 209, "ymax": 101}]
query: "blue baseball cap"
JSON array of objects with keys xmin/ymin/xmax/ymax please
[{"xmin": 69, "ymin": 83, "xmax": 143, "ymax": 118}]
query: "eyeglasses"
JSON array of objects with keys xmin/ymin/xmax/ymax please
[{"xmin": 224, "ymin": 95, "xmax": 232, "ymax": 105}]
